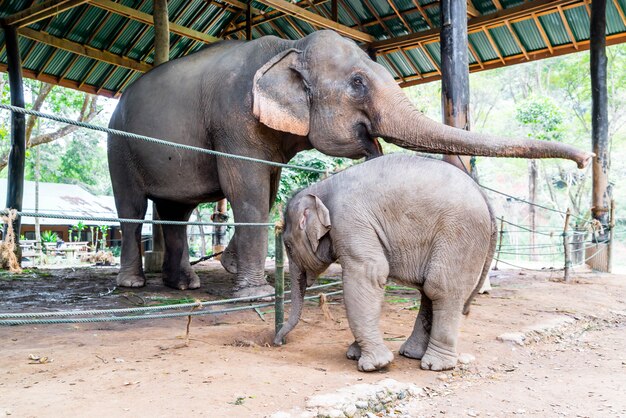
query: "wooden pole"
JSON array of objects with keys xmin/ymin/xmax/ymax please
[
  {"xmin": 246, "ymin": 0, "xmax": 252, "ymax": 40},
  {"xmin": 440, "ymin": 0, "xmax": 473, "ymax": 176},
  {"xmin": 529, "ymin": 159, "xmax": 537, "ymax": 260},
  {"xmin": 563, "ymin": 208, "xmax": 571, "ymax": 282},
  {"xmin": 3, "ymin": 24, "xmax": 26, "ymax": 257},
  {"xmin": 145, "ymin": 0, "xmax": 169, "ymax": 273},
  {"xmin": 331, "ymin": 0, "xmax": 338, "ymax": 22},
  {"xmin": 274, "ymin": 223, "xmax": 285, "ymax": 343},
  {"xmin": 493, "ymin": 216, "xmax": 505, "ymax": 270},
  {"xmin": 590, "ymin": 0, "xmax": 610, "ymax": 243},
  {"xmin": 607, "ymin": 199, "xmax": 615, "ymax": 273},
  {"xmin": 211, "ymin": 199, "xmax": 228, "ymax": 258}
]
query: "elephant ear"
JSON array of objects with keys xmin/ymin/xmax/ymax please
[
  {"xmin": 253, "ymin": 49, "xmax": 310, "ymax": 136},
  {"xmin": 299, "ymin": 194, "xmax": 331, "ymax": 252}
]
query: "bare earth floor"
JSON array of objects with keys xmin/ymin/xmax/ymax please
[{"xmin": 1, "ymin": 262, "xmax": 625, "ymax": 418}]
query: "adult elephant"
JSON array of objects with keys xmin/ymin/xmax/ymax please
[{"xmin": 108, "ymin": 30, "xmax": 591, "ymax": 297}]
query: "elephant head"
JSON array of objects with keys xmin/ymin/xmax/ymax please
[
  {"xmin": 253, "ymin": 30, "xmax": 592, "ymax": 167},
  {"xmin": 274, "ymin": 193, "xmax": 333, "ymax": 345}
]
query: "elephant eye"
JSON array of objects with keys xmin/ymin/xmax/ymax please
[{"xmin": 351, "ymin": 75, "xmax": 364, "ymax": 87}]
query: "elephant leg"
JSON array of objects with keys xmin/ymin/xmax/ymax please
[
  {"xmin": 419, "ymin": 295, "xmax": 464, "ymax": 371},
  {"xmin": 346, "ymin": 340, "xmax": 361, "ymax": 360},
  {"xmin": 342, "ymin": 259, "xmax": 393, "ymax": 372},
  {"xmin": 218, "ymin": 162, "xmax": 279, "ymax": 298},
  {"xmin": 115, "ymin": 195, "xmax": 148, "ymax": 288},
  {"xmin": 399, "ymin": 292, "xmax": 432, "ymax": 359},
  {"xmin": 156, "ymin": 202, "xmax": 200, "ymax": 291}
]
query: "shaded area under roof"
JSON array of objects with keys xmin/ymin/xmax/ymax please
[{"xmin": 1, "ymin": 0, "xmax": 626, "ymax": 97}]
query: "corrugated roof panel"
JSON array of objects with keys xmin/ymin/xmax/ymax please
[
  {"xmin": 65, "ymin": 56, "xmax": 95, "ymax": 82},
  {"xmin": 489, "ymin": 25, "xmax": 522, "ymax": 56},
  {"xmin": 336, "ymin": 5, "xmax": 357, "ymax": 26},
  {"xmin": 385, "ymin": 50, "xmax": 413, "ymax": 78},
  {"xmin": 109, "ymin": 20, "xmax": 146, "ymax": 56},
  {"xmin": 68, "ymin": 6, "xmax": 109, "ymax": 41},
  {"xmin": 405, "ymin": 47, "xmax": 436, "ymax": 73},
  {"xmin": 369, "ymin": 0, "xmax": 393, "ymax": 18},
  {"xmin": 345, "ymin": 1, "xmax": 372, "ymax": 21},
  {"xmin": 367, "ymin": 24, "xmax": 390, "ymax": 40},
  {"xmin": 512, "ymin": 19, "xmax": 546, "ymax": 51},
  {"xmin": 472, "ymin": 0, "xmax": 497, "ymax": 15},
  {"xmin": 402, "ymin": 11, "xmax": 429, "ymax": 32},
  {"xmin": 564, "ymin": 6, "xmax": 590, "ymax": 41},
  {"xmin": 378, "ymin": 55, "xmax": 395, "ymax": 75},
  {"xmin": 84, "ymin": 62, "xmax": 111, "ymax": 86},
  {"xmin": 44, "ymin": 5, "xmax": 87, "ymax": 39},
  {"xmin": 16, "ymin": 37, "xmax": 35, "ymax": 62},
  {"xmin": 607, "ymin": 0, "xmax": 626, "ymax": 34},
  {"xmin": 469, "ymin": 31, "xmax": 498, "ymax": 61},
  {"xmin": 424, "ymin": 42, "xmax": 441, "ymax": 67},
  {"xmin": 501, "ymin": 0, "xmax": 525, "ymax": 7},
  {"xmin": 89, "ymin": 13, "xmax": 127, "ymax": 50},
  {"xmin": 383, "ymin": 17, "xmax": 410, "ymax": 36},
  {"xmin": 103, "ymin": 67, "xmax": 129, "ymax": 92},
  {"xmin": 394, "ymin": 0, "xmax": 417, "ymax": 13},
  {"xmin": 23, "ymin": 44, "xmax": 53, "ymax": 72},
  {"xmin": 539, "ymin": 12, "xmax": 570, "ymax": 46},
  {"xmin": 42, "ymin": 50, "xmax": 74, "ymax": 78},
  {"xmin": 467, "ymin": 47, "xmax": 478, "ymax": 65},
  {"xmin": 207, "ymin": 10, "xmax": 236, "ymax": 37}
]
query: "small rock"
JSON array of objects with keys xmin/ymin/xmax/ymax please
[
  {"xmin": 376, "ymin": 391, "xmax": 386, "ymax": 400},
  {"xmin": 458, "ymin": 353, "xmax": 476, "ymax": 365},
  {"xmin": 397, "ymin": 390, "xmax": 407, "ymax": 400},
  {"xmin": 497, "ymin": 333, "xmax": 525, "ymax": 346},
  {"xmin": 355, "ymin": 401, "xmax": 368, "ymax": 409},
  {"xmin": 343, "ymin": 405, "xmax": 357, "ymax": 417},
  {"xmin": 437, "ymin": 374, "xmax": 449, "ymax": 381},
  {"xmin": 366, "ymin": 412, "xmax": 377, "ymax": 418},
  {"xmin": 467, "ymin": 410, "xmax": 479, "ymax": 417},
  {"xmin": 326, "ymin": 408, "xmax": 344, "ymax": 418}
]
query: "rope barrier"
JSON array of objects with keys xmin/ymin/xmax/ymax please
[
  {"xmin": 0, "ymin": 290, "xmax": 344, "ymax": 326},
  {"xmin": 0, "ymin": 103, "xmax": 327, "ymax": 174}
]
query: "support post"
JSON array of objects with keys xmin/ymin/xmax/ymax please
[
  {"xmin": 144, "ymin": 0, "xmax": 169, "ymax": 273},
  {"xmin": 493, "ymin": 216, "xmax": 505, "ymax": 271},
  {"xmin": 3, "ymin": 24, "xmax": 26, "ymax": 258},
  {"xmin": 331, "ymin": 0, "xmax": 338, "ymax": 22},
  {"xmin": 246, "ymin": 1, "xmax": 252, "ymax": 40},
  {"xmin": 274, "ymin": 223, "xmax": 285, "ymax": 343},
  {"xmin": 590, "ymin": 0, "xmax": 610, "ymax": 242},
  {"xmin": 563, "ymin": 208, "xmax": 571, "ymax": 282},
  {"xmin": 211, "ymin": 199, "xmax": 229, "ymax": 259},
  {"xmin": 607, "ymin": 199, "xmax": 615, "ymax": 273},
  {"xmin": 440, "ymin": 0, "xmax": 473, "ymax": 176}
]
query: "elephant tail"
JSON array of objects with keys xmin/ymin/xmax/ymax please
[{"xmin": 463, "ymin": 194, "xmax": 498, "ymax": 315}]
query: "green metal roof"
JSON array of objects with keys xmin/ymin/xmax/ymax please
[{"xmin": 2, "ymin": 0, "xmax": 626, "ymax": 96}]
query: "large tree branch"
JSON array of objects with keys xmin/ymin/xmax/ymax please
[{"xmin": 25, "ymin": 82, "xmax": 53, "ymax": 146}]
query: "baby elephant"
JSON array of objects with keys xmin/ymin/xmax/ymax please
[{"xmin": 274, "ymin": 154, "xmax": 496, "ymax": 372}]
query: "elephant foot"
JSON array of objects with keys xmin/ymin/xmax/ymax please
[
  {"xmin": 419, "ymin": 345, "xmax": 457, "ymax": 371},
  {"xmin": 399, "ymin": 337, "xmax": 429, "ymax": 360},
  {"xmin": 162, "ymin": 268, "xmax": 201, "ymax": 291},
  {"xmin": 220, "ymin": 242, "xmax": 238, "ymax": 274},
  {"xmin": 233, "ymin": 283, "xmax": 275, "ymax": 300},
  {"xmin": 346, "ymin": 341, "xmax": 361, "ymax": 360},
  {"xmin": 357, "ymin": 346, "xmax": 394, "ymax": 372},
  {"xmin": 117, "ymin": 272, "xmax": 146, "ymax": 288}
]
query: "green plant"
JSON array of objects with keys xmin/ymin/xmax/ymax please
[
  {"xmin": 98, "ymin": 225, "xmax": 109, "ymax": 250},
  {"xmin": 40, "ymin": 230, "xmax": 58, "ymax": 243},
  {"xmin": 71, "ymin": 221, "xmax": 86, "ymax": 242}
]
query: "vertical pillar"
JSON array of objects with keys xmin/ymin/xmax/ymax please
[
  {"xmin": 274, "ymin": 224, "xmax": 285, "ymax": 342},
  {"xmin": 145, "ymin": 0, "xmax": 170, "ymax": 273},
  {"xmin": 440, "ymin": 0, "xmax": 473, "ymax": 176},
  {"xmin": 590, "ymin": 0, "xmax": 609, "ymax": 238},
  {"xmin": 3, "ymin": 24, "xmax": 26, "ymax": 256},
  {"xmin": 331, "ymin": 0, "xmax": 338, "ymax": 22},
  {"xmin": 211, "ymin": 199, "xmax": 228, "ymax": 258},
  {"xmin": 246, "ymin": 1, "xmax": 252, "ymax": 41}
]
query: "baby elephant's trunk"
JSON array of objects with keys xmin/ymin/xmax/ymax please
[{"xmin": 273, "ymin": 263, "xmax": 307, "ymax": 345}]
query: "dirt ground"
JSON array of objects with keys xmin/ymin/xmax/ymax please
[{"xmin": 1, "ymin": 261, "xmax": 625, "ymax": 418}]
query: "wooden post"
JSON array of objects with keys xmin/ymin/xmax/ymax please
[
  {"xmin": 590, "ymin": 0, "xmax": 610, "ymax": 242},
  {"xmin": 493, "ymin": 216, "xmax": 505, "ymax": 271},
  {"xmin": 3, "ymin": 24, "xmax": 26, "ymax": 257},
  {"xmin": 529, "ymin": 160, "xmax": 537, "ymax": 260},
  {"xmin": 440, "ymin": 0, "xmax": 473, "ymax": 176},
  {"xmin": 211, "ymin": 199, "xmax": 228, "ymax": 258},
  {"xmin": 145, "ymin": 0, "xmax": 169, "ymax": 273},
  {"xmin": 246, "ymin": 1, "xmax": 252, "ymax": 40},
  {"xmin": 563, "ymin": 208, "xmax": 571, "ymax": 282},
  {"xmin": 331, "ymin": 0, "xmax": 338, "ymax": 22},
  {"xmin": 607, "ymin": 199, "xmax": 615, "ymax": 273},
  {"xmin": 274, "ymin": 223, "xmax": 285, "ymax": 343}
]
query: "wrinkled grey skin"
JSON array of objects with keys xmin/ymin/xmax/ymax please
[
  {"xmin": 274, "ymin": 154, "xmax": 497, "ymax": 372},
  {"xmin": 108, "ymin": 30, "xmax": 590, "ymax": 296}
]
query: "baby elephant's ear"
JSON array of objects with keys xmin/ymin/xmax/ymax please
[
  {"xmin": 253, "ymin": 49, "xmax": 310, "ymax": 136},
  {"xmin": 302, "ymin": 194, "xmax": 331, "ymax": 252}
]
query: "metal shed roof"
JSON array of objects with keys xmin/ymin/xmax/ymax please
[{"xmin": 1, "ymin": 0, "xmax": 626, "ymax": 97}]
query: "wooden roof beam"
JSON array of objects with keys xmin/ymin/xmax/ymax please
[
  {"xmin": 89, "ymin": 0, "xmax": 220, "ymax": 44},
  {"xmin": 253, "ymin": 0, "xmax": 374, "ymax": 42},
  {"xmin": 372, "ymin": 0, "xmax": 580, "ymax": 51},
  {"xmin": 18, "ymin": 27, "xmax": 153, "ymax": 72},
  {"xmin": 467, "ymin": 1, "xmax": 480, "ymax": 17},
  {"xmin": 1, "ymin": 0, "xmax": 90, "ymax": 28}
]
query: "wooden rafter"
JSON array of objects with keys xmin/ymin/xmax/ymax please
[
  {"xmin": 613, "ymin": 0, "xmax": 626, "ymax": 27},
  {"xmin": 393, "ymin": 31, "xmax": 626, "ymax": 87},
  {"xmin": 227, "ymin": 0, "xmax": 330, "ymax": 35},
  {"xmin": 372, "ymin": 0, "xmax": 580, "ymax": 51},
  {"xmin": 18, "ymin": 27, "xmax": 153, "ymax": 72},
  {"xmin": 557, "ymin": 5, "xmax": 579, "ymax": 49},
  {"xmin": 505, "ymin": 20, "xmax": 529, "ymax": 59},
  {"xmin": 253, "ymin": 0, "xmax": 374, "ymax": 42},
  {"xmin": 482, "ymin": 26, "xmax": 505, "ymax": 64},
  {"xmin": 531, "ymin": 12, "xmax": 553, "ymax": 53},
  {"xmin": 360, "ymin": 0, "xmax": 394, "ymax": 38},
  {"xmin": 338, "ymin": 0, "xmax": 364, "ymax": 30},
  {"xmin": 89, "ymin": 0, "xmax": 219, "ymax": 44},
  {"xmin": 467, "ymin": 1, "xmax": 480, "ymax": 17},
  {"xmin": 492, "ymin": 0, "xmax": 503, "ymax": 10},
  {"xmin": 410, "ymin": 0, "xmax": 433, "ymax": 29},
  {"xmin": 384, "ymin": 0, "xmax": 411, "ymax": 32},
  {"xmin": 467, "ymin": 40, "xmax": 484, "ymax": 69},
  {"xmin": 398, "ymin": 48, "xmax": 423, "ymax": 78},
  {"xmin": 419, "ymin": 42, "xmax": 440, "ymax": 74},
  {"xmin": 0, "ymin": 0, "xmax": 90, "ymax": 28},
  {"xmin": 382, "ymin": 54, "xmax": 406, "ymax": 83}
]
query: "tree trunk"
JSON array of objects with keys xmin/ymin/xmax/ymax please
[{"xmin": 528, "ymin": 159, "xmax": 537, "ymax": 261}]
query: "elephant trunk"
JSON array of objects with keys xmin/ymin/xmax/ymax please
[
  {"xmin": 373, "ymin": 94, "xmax": 593, "ymax": 169},
  {"xmin": 273, "ymin": 260, "xmax": 307, "ymax": 345}
]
